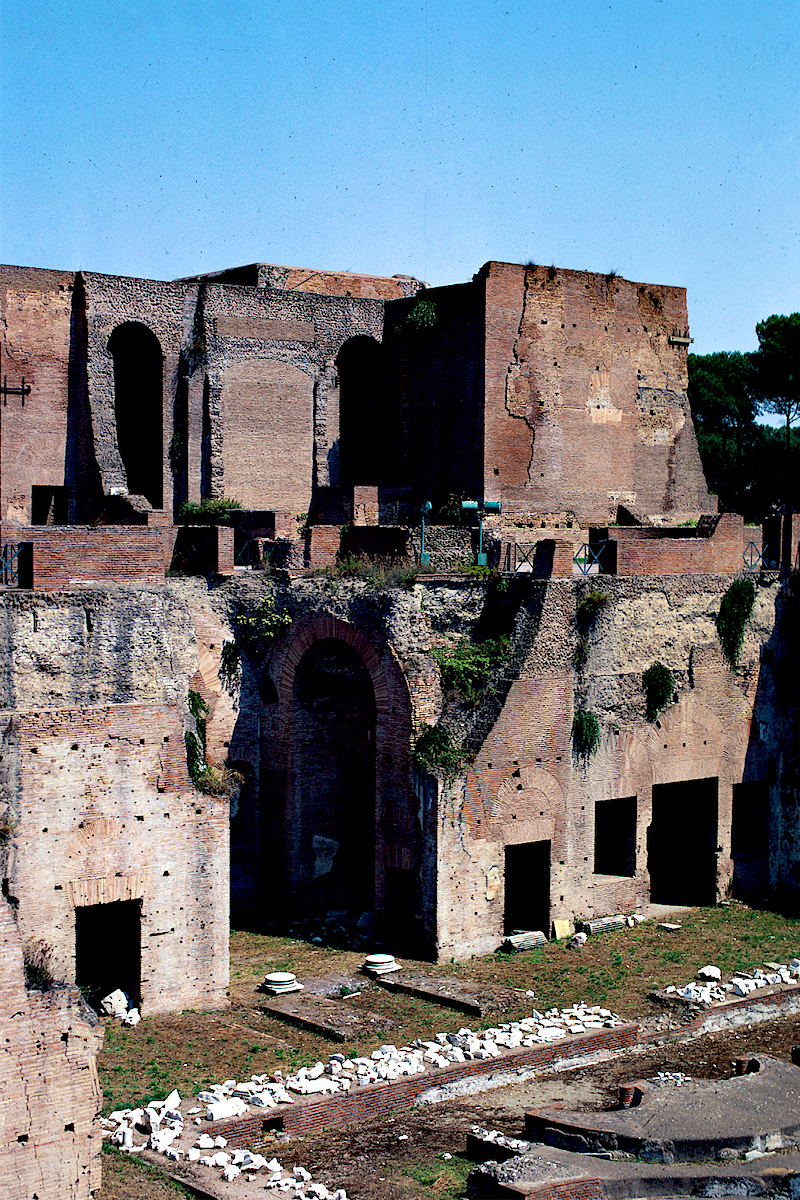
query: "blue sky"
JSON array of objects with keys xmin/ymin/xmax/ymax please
[{"xmin": 1, "ymin": 0, "xmax": 797, "ymax": 355}]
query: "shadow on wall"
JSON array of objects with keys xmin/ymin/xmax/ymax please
[{"xmin": 740, "ymin": 576, "xmax": 800, "ymax": 914}]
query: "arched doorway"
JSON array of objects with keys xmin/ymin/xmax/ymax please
[
  {"xmin": 287, "ymin": 638, "xmax": 376, "ymax": 915},
  {"xmin": 336, "ymin": 336, "xmax": 392, "ymax": 491},
  {"xmin": 108, "ymin": 322, "xmax": 164, "ymax": 509}
]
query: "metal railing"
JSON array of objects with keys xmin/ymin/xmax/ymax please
[
  {"xmin": 743, "ymin": 541, "xmax": 763, "ymax": 570},
  {"xmin": 1, "ymin": 544, "xmax": 21, "ymax": 586}
]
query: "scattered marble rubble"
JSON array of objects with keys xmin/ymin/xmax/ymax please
[
  {"xmin": 663, "ymin": 958, "xmax": 800, "ymax": 1006},
  {"xmin": 471, "ymin": 1125, "xmax": 532, "ymax": 1154},
  {"xmin": 102, "ymin": 1001, "xmax": 624, "ymax": 1191},
  {"xmin": 100, "ymin": 988, "xmax": 140, "ymax": 1026}
]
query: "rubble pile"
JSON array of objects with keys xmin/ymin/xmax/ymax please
[
  {"xmin": 664, "ymin": 959, "xmax": 800, "ymax": 1007},
  {"xmin": 102, "ymin": 1001, "xmax": 624, "ymax": 1190},
  {"xmin": 471, "ymin": 1125, "xmax": 532, "ymax": 1154}
]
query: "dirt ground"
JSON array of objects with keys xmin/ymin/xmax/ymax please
[{"xmin": 98, "ymin": 904, "xmax": 800, "ymax": 1200}]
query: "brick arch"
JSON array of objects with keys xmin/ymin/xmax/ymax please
[
  {"xmin": 275, "ymin": 613, "xmax": 411, "ymax": 735},
  {"xmin": 489, "ymin": 766, "xmax": 562, "ymax": 846},
  {"xmin": 587, "ymin": 730, "xmax": 650, "ymax": 802},
  {"xmin": 644, "ymin": 694, "xmax": 726, "ymax": 786},
  {"xmin": 270, "ymin": 613, "xmax": 415, "ymax": 920}
]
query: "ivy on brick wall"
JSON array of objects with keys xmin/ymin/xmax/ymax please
[
  {"xmin": 185, "ymin": 689, "xmax": 243, "ymax": 798},
  {"xmin": 572, "ymin": 709, "xmax": 601, "ymax": 759},
  {"xmin": 642, "ymin": 662, "xmax": 677, "ymax": 722},
  {"xmin": 717, "ymin": 577, "xmax": 757, "ymax": 668},
  {"xmin": 413, "ymin": 724, "xmax": 463, "ymax": 778},
  {"xmin": 432, "ymin": 637, "xmax": 508, "ymax": 705}
]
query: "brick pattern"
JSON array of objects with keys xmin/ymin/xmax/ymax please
[
  {"xmin": 0, "ymin": 523, "xmax": 170, "ymax": 586},
  {"xmin": 0, "ymin": 897, "xmax": 104, "ymax": 1200}
]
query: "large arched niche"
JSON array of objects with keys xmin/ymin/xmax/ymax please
[
  {"xmin": 108, "ymin": 322, "xmax": 164, "ymax": 509},
  {"xmin": 272, "ymin": 615, "xmax": 415, "ymax": 924}
]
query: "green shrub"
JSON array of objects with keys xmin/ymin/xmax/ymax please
[
  {"xmin": 413, "ymin": 724, "xmax": 463, "ymax": 778},
  {"xmin": 235, "ymin": 595, "xmax": 292, "ymax": 651},
  {"xmin": 717, "ymin": 577, "xmax": 756, "ymax": 668},
  {"xmin": 432, "ymin": 637, "xmax": 508, "ymax": 704},
  {"xmin": 179, "ymin": 497, "xmax": 242, "ymax": 524},
  {"xmin": 642, "ymin": 661, "xmax": 676, "ymax": 722},
  {"xmin": 572, "ymin": 709, "xmax": 601, "ymax": 759},
  {"xmin": 405, "ymin": 298, "xmax": 437, "ymax": 329},
  {"xmin": 219, "ymin": 640, "xmax": 240, "ymax": 695}
]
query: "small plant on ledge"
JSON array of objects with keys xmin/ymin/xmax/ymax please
[
  {"xmin": 179, "ymin": 497, "xmax": 242, "ymax": 524},
  {"xmin": 642, "ymin": 662, "xmax": 676, "ymax": 722},
  {"xmin": 573, "ymin": 590, "xmax": 609, "ymax": 668}
]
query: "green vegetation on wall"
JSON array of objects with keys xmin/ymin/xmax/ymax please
[
  {"xmin": 642, "ymin": 662, "xmax": 676, "ymax": 722},
  {"xmin": 185, "ymin": 689, "xmax": 242, "ymax": 797},
  {"xmin": 235, "ymin": 595, "xmax": 292, "ymax": 652},
  {"xmin": 179, "ymin": 497, "xmax": 242, "ymax": 524},
  {"xmin": 432, "ymin": 637, "xmax": 508, "ymax": 705},
  {"xmin": 572, "ymin": 709, "xmax": 601, "ymax": 759},
  {"xmin": 413, "ymin": 724, "xmax": 463, "ymax": 778},
  {"xmin": 717, "ymin": 577, "xmax": 757, "ymax": 668}
]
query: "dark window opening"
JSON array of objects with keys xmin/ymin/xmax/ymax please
[
  {"xmin": 594, "ymin": 795, "xmax": 637, "ymax": 877},
  {"xmin": 648, "ymin": 778, "xmax": 718, "ymax": 906},
  {"xmin": 504, "ymin": 840, "xmax": 550, "ymax": 937},
  {"xmin": 336, "ymin": 337, "xmax": 392, "ymax": 491},
  {"xmin": 31, "ymin": 485, "xmax": 69, "ymax": 526},
  {"xmin": 109, "ymin": 322, "xmax": 163, "ymax": 509},
  {"xmin": 75, "ymin": 899, "xmax": 141, "ymax": 1010}
]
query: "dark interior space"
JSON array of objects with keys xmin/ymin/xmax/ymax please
[
  {"xmin": 31, "ymin": 485, "xmax": 69, "ymax": 525},
  {"xmin": 731, "ymin": 780, "xmax": 770, "ymax": 903},
  {"xmin": 337, "ymin": 336, "xmax": 392, "ymax": 491},
  {"xmin": 288, "ymin": 639, "xmax": 376, "ymax": 917},
  {"xmin": 648, "ymin": 777, "xmax": 719, "ymax": 905},
  {"xmin": 75, "ymin": 899, "xmax": 141, "ymax": 1010},
  {"xmin": 109, "ymin": 321, "xmax": 163, "ymax": 509},
  {"xmin": 504, "ymin": 839, "xmax": 550, "ymax": 936},
  {"xmin": 594, "ymin": 795, "xmax": 637, "ymax": 877}
]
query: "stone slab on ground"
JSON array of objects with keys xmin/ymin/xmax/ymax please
[
  {"xmin": 372, "ymin": 970, "xmax": 524, "ymax": 1017},
  {"xmin": 255, "ymin": 991, "xmax": 395, "ymax": 1042},
  {"xmin": 468, "ymin": 1145, "xmax": 800, "ymax": 1199},
  {"xmin": 524, "ymin": 1054, "xmax": 800, "ymax": 1162}
]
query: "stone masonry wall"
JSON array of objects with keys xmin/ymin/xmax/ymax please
[{"xmin": 0, "ymin": 897, "xmax": 104, "ymax": 1200}]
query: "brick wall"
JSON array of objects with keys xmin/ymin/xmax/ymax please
[
  {"xmin": 0, "ymin": 897, "xmax": 104, "ymax": 1200},
  {"xmin": 0, "ymin": 524, "xmax": 170, "ymax": 587},
  {"xmin": 612, "ymin": 514, "xmax": 744, "ymax": 576}
]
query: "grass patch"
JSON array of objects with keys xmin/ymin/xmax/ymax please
[{"xmin": 403, "ymin": 1154, "xmax": 471, "ymax": 1197}]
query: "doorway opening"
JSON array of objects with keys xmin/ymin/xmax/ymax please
[
  {"xmin": 648, "ymin": 778, "xmax": 718, "ymax": 906},
  {"xmin": 504, "ymin": 840, "xmax": 550, "ymax": 936},
  {"xmin": 75, "ymin": 899, "xmax": 141, "ymax": 1010},
  {"xmin": 594, "ymin": 795, "xmax": 637, "ymax": 876}
]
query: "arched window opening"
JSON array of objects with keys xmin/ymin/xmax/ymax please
[
  {"xmin": 108, "ymin": 322, "xmax": 163, "ymax": 509},
  {"xmin": 288, "ymin": 639, "xmax": 376, "ymax": 916}
]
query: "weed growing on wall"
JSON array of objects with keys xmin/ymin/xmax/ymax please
[
  {"xmin": 413, "ymin": 724, "xmax": 463, "ymax": 778},
  {"xmin": 642, "ymin": 662, "xmax": 677, "ymax": 722},
  {"xmin": 235, "ymin": 595, "xmax": 292, "ymax": 653},
  {"xmin": 717, "ymin": 577, "xmax": 757, "ymax": 668},
  {"xmin": 219, "ymin": 640, "xmax": 241, "ymax": 697},
  {"xmin": 405, "ymin": 298, "xmax": 437, "ymax": 330},
  {"xmin": 572, "ymin": 709, "xmax": 601, "ymax": 759},
  {"xmin": 185, "ymin": 690, "xmax": 243, "ymax": 797},
  {"xmin": 432, "ymin": 637, "xmax": 509, "ymax": 705}
]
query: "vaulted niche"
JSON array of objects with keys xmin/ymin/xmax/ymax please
[
  {"xmin": 336, "ymin": 336, "xmax": 392, "ymax": 491},
  {"xmin": 109, "ymin": 322, "xmax": 163, "ymax": 509},
  {"xmin": 288, "ymin": 639, "xmax": 376, "ymax": 916}
]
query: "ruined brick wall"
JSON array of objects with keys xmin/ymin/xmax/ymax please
[
  {"xmin": 0, "ymin": 522, "xmax": 171, "ymax": 586},
  {"xmin": 416, "ymin": 572, "xmax": 780, "ymax": 957},
  {"xmin": 0, "ymin": 266, "xmax": 79, "ymax": 524},
  {"xmin": 612, "ymin": 514, "xmax": 745, "ymax": 576},
  {"xmin": 0, "ymin": 897, "xmax": 104, "ymax": 1200},
  {"xmin": 481, "ymin": 262, "xmax": 715, "ymax": 526},
  {"xmin": 0, "ymin": 586, "xmax": 229, "ymax": 1012},
  {"xmin": 180, "ymin": 262, "xmax": 424, "ymax": 300}
]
